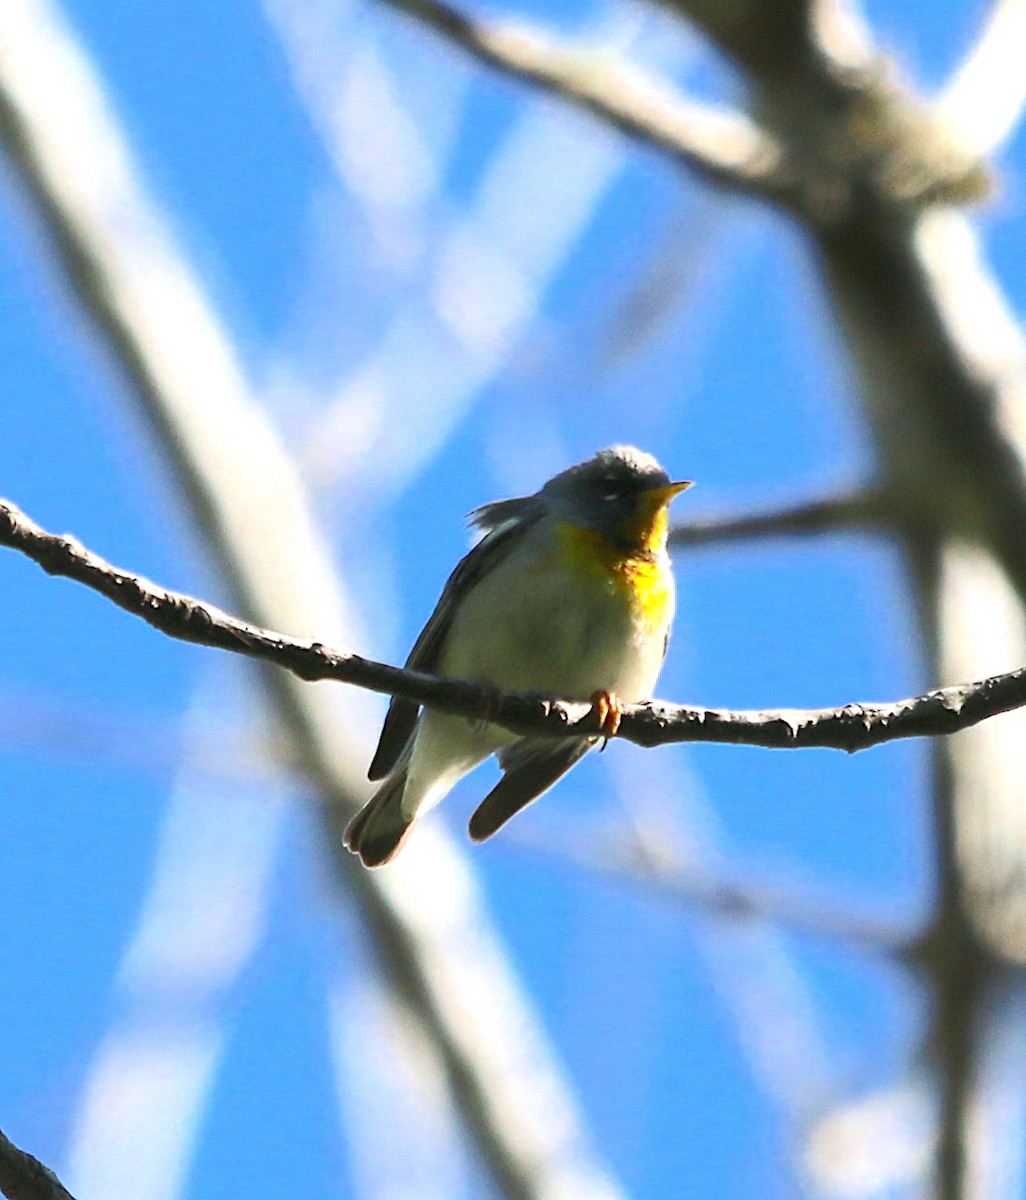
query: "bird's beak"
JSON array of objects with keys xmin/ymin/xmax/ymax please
[
  {"xmin": 624, "ymin": 479, "xmax": 693, "ymax": 548},
  {"xmin": 648, "ymin": 480, "xmax": 694, "ymax": 507}
]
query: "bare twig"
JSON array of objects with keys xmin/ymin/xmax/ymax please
[
  {"xmin": 669, "ymin": 488, "xmax": 887, "ymax": 547},
  {"xmin": 5, "ymin": 496, "xmax": 1026, "ymax": 754},
  {"xmin": 377, "ymin": 0, "xmax": 789, "ymax": 199},
  {"xmin": 0, "ymin": 1129, "xmax": 75, "ymax": 1200}
]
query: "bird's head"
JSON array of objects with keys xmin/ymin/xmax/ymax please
[{"xmin": 541, "ymin": 446, "xmax": 692, "ymax": 553}]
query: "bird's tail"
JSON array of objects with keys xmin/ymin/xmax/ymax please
[{"xmin": 343, "ymin": 763, "xmax": 415, "ymax": 868}]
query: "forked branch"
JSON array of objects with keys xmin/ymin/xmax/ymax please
[{"xmin": 379, "ymin": 0, "xmax": 790, "ymax": 199}]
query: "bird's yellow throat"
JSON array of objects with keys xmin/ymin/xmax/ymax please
[{"xmin": 554, "ymin": 502, "xmax": 674, "ymax": 628}]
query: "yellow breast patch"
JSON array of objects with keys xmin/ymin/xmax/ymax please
[{"xmin": 554, "ymin": 521, "xmax": 674, "ymax": 632}]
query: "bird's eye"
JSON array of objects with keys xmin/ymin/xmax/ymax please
[{"xmin": 598, "ymin": 476, "xmax": 621, "ymax": 502}]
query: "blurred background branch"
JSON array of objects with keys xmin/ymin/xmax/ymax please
[
  {"xmin": 669, "ymin": 488, "xmax": 889, "ymax": 546},
  {"xmin": 377, "ymin": 0, "xmax": 790, "ymax": 197}
]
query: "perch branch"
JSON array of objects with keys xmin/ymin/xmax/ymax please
[
  {"xmin": 4, "ymin": 496, "xmax": 1026, "ymax": 754},
  {"xmin": 0, "ymin": 1129, "xmax": 75, "ymax": 1200}
]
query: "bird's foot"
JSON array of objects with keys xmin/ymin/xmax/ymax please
[
  {"xmin": 589, "ymin": 690, "xmax": 622, "ymax": 749},
  {"xmin": 468, "ymin": 682, "xmax": 504, "ymax": 733}
]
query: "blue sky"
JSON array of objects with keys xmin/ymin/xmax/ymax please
[{"xmin": 1, "ymin": 1, "xmax": 1021, "ymax": 1198}]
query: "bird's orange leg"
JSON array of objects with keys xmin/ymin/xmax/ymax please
[{"xmin": 589, "ymin": 689, "xmax": 622, "ymax": 749}]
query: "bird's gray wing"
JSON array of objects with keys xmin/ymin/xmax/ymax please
[
  {"xmin": 367, "ymin": 497, "xmax": 544, "ymax": 781},
  {"xmin": 467, "ymin": 737, "xmax": 593, "ymax": 841}
]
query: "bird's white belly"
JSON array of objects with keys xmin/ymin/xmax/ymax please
[
  {"xmin": 406, "ymin": 520, "xmax": 675, "ymax": 819},
  {"xmin": 439, "ymin": 531, "xmax": 672, "ymax": 705}
]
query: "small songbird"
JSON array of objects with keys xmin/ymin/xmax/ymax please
[{"xmin": 344, "ymin": 446, "xmax": 692, "ymax": 867}]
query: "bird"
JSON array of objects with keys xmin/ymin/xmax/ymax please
[{"xmin": 344, "ymin": 445, "xmax": 692, "ymax": 867}]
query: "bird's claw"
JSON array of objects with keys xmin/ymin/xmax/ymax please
[{"xmin": 589, "ymin": 690, "xmax": 622, "ymax": 749}]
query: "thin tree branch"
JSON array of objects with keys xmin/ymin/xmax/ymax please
[
  {"xmin": 669, "ymin": 488, "xmax": 887, "ymax": 547},
  {"xmin": 504, "ymin": 823, "xmax": 911, "ymax": 952},
  {"xmin": 376, "ymin": 0, "xmax": 790, "ymax": 199},
  {"xmin": 6, "ymin": 495, "xmax": 1026, "ymax": 754},
  {"xmin": 0, "ymin": 1129, "xmax": 75, "ymax": 1200}
]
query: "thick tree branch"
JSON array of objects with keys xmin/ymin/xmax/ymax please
[
  {"xmin": 5, "ymin": 496, "xmax": 1026, "ymax": 754},
  {"xmin": 377, "ymin": 0, "xmax": 790, "ymax": 200},
  {"xmin": 0, "ymin": 1129, "xmax": 75, "ymax": 1200}
]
